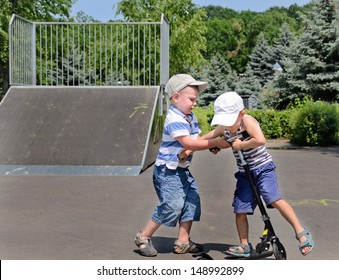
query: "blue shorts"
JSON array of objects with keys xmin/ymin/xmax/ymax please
[
  {"xmin": 232, "ymin": 161, "xmax": 282, "ymax": 214},
  {"xmin": 151, "ymin": 164, "xmax": 201, "ymax": 227}
]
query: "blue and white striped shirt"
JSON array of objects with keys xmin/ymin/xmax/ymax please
[{"xmin": 155, "ymin": 104, "xmax": 200, "ymax": 169}]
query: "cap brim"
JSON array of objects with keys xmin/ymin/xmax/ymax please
[
  {"xmin": 211, "ymin": 113, "xmax": 238, "ymax": 126},
  {"xmin": 189, "ymin": 81, "xmax": 208, "ymax": 93}
]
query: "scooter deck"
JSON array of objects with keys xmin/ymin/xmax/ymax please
[
  {"xmin": 193, "ymin": 250, "xmax": 274, "ymax": 260},
  {"xmin": 223, "ymin": 250, "xmax": 274, "ymax": 260}
]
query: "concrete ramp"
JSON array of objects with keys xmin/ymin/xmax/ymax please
[{"xmin": 0, "ymin": 86, "xmax": 163, "ymax": 175}]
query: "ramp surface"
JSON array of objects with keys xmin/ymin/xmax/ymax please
[{"xmin": 0, "ymin": 86, "xmax": 162, "ymax": 175}]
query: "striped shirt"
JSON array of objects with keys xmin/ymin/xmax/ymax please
[
  {"xmin": 225, "ymin": 115, "xmax": 272, "ymax": 172},
  {"xmin": 155, "ymin": 104, "xmax": 200, "ymax": 169}
]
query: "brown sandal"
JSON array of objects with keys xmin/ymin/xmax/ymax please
[{"xmin": 173, "ymin": 239, "xmax": 203, "ymax": 254}]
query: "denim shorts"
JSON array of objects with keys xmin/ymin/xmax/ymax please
[
  {"xmin": 232, "ymin": 161, "xmax": 282, "ymax": 214},
  {"xmin": 151, "ymin": 164, "xmax": 201, "ymax": 227}
]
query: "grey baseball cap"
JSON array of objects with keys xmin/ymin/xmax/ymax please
[{"xmin": 165, "ymin": 74, "xmax": 208, "ymax": 99}]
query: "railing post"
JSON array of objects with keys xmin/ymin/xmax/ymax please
[
  {"xmin": 31, "ymin": 22, "xmax": 36, "ymax": 85},
  {"xmin": 8, "ymin": 14, "xmax": 15, "ymax": 86},
  {"xmin": 160, "ymin": 14, "xmax": 169, "ymax": 86},
  {"xmin": 160, "ymin": 14, "xmax": 169, "ymax": 115}
]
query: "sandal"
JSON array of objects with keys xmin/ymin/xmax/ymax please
[
  {"xmin": 135, "ymin": 231, "xmax": 158, "ymax": 257},
  {"xmin": 296, "ymin": 228, "xmax": 314, "ymax": 256},
  {"xmin": 223, "ymin": 243, "xmax": 252, "ymax": 257},
  {"xmin": 173, "ymin": 239, "xmax": 203, "ymax": 254}
]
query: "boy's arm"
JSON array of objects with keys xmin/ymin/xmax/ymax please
[
  {"xmin": 177, "ymin": 125, "xmax": 229, "ymax": 160},
  {"xmin": 199, "ymin": 125, "xmax": 225, "ymax": 140},
  {"xmin": 231, "ymin": 115, "xmax": 266, "ymax": 151},
  {"xmin": 176, "ymin": 133, "xmax": 230, "ymax": 152}
]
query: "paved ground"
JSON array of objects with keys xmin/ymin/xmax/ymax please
[{"xmin": 0, "ymin": 141, "xmax": 338, "ymax": 260}]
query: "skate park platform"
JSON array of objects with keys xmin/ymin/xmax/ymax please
[{"xmin": 0, "ymin": 86, "xmax": 163, "ymax": 176}]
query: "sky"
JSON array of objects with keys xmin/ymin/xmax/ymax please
[{"xmin": 70, "ymin": 0, "xmax": 312, "ymax": 22}]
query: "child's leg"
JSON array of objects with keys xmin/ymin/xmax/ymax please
[
  {"xmin": 177, "ymin": 220, "xmax": 192, "ymax": 243},
  {"xmin": 235, "ymin": 213, "xmax": 250, "ymax": 245},
  {"xmin": 227, "ymin": 213, "xmax": 250, "ymax": 253},
  {"xmin": 173, "ymin": 220, "xmax": 203, "ymax": 254},
  {"xmin": 135, "ymin": 220, "xmax": 160, "ymax": 257},
  {"xmin": 225, "ymin": 213, "xmax": 252, "ymax": 256},
  {"xmin": 271, "ymin": 199, "xmax": 312, "ymax": 255},
  {"xmin": 140, "ymin": 219, "xmax": 161, "ymax": 239}
]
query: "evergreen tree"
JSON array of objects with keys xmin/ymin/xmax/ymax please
[
  {"xmin": 47, "ymin": 50, "xmax": 97, "ymax": 86},
  {"xmin": 234, "ymin": 64, "xmax": 262, "ymax": 108},
  {"xmin": 249, "ymin": 33, "xmax": 276, "ymax": 86},
  {"xmin": 271, "ymin": 22, "xmax": 296, "ymax": 68},
  {"xmin": 278, "ymin": 0, "xmax": 339, "ymax": 107},
  {"xmin": 268, "ymin": 23, "xmax": 296, "ymax": 108},
  {"xmin": 197, "ymin": 53, "xmax": 236, "ymax": 106}
]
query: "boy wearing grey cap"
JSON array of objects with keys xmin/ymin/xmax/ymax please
[{"xmin": 135, "ymin": 74, "xmax": 228, "ymax": 257}]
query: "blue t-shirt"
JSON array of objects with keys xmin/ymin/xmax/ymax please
[{"xmin": 155, "ymin": 104, "xmax": 200, "ymax": 169}]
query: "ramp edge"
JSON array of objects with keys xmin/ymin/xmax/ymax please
[{"xmin": 0, "ymin": 165, "xmax": 141, "ymax": 176}]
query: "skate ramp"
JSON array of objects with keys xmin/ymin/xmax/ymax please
[{"xmin": 0, "ymin": 86, "xmax": 163, "ymax": 175}]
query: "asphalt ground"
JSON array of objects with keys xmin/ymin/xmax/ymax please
[{"xmin": 0, "ymin": 141, "xmax": 339, "ymax": 261}]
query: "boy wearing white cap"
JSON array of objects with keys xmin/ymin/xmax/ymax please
[
  {"xmin": 211, "ymin": 92, "xmax": 314, "ymax": 257},
  {"xmin": 134, "ymin": 74, "xmax": 228, "ymax": 257}
]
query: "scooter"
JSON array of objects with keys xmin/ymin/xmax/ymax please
[{"xmin": 195, "ymin": 131, "xmax": 287, "ymax": 260}]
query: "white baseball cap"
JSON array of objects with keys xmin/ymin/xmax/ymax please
[
  {"xmin": 165, "ymin": 74, "xmax": 208, "ymax": 99},
  {"xmin": 211, "ymin": 92, "xmax": 245, "ymax": 126}
]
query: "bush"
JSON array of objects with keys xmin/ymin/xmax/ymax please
[
  {"xmin": 193, "ymin": 104, "xmax": 214, "ymax": 135},
  {"xmin": 193, "ymin": 100, "xmax": 339, "ymax": 146},
  {"xmin": 289, "ymin": 100, "xmax": 339, "ymax": 146},
  {"xmin": 247, "ymin": 109, "xmax": 290, "ymax": 139}
]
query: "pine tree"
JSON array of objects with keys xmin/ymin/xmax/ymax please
[
  {"xmin": 266, "ymin": 23, "xmax": 296, "ymax": 108},
  {"xmin": 234, "ymin": 64, "xmax": 262, "ymax": 108},
  {"xmin": 278, "ymin": 0, "xmax": 339, "ymax": 107},
  {"xmin": 271, "ymin": 22, "xmax": 296, "ymax": 69},
  {"xmin": 197, "ymin": 53, "xmax": 237, "ymax": 106},
  {"xmin": 47, "ymin": 50, "xmax": 97, "ymax": 86},
  {"xmin": 248, "ymin": 33, "xmax": 276, "ymax": 86}
]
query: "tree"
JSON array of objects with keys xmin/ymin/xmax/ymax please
[
  {"xmin": 277, "ymin": 0, "xmax": 339, "ymax": 108},
  {"xmin": 248, "ymin": 33, "xmax": 276, "ymax": 86},
  {"xmin": 264, "ymin": 23, "xmax": 296, "ymax": 108},
  {"xmin": 0, "ymin": 0, "xmax": 75, "ymax": 98},
  {"xmin": 197, "ymin": 53, "xmax": 237, "ymax": 106},
  {"xmin": 116, "ymin": 0, "xmax": 207, "ymax": 75},
  {"xmin": 271, "ymin": 22, "xmax": 296, "ymax": 66},
  {"xmin": 234, "ymin": 64, "xmax": 262, "ymax": 107}
]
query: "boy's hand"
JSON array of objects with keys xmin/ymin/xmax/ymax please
[
  {"xmin": 230, "ymin": 138, "xmax": 242, "ymax": 151},
  {"xmin": 209, "ymin": 147, "xmax": 220, "ymax": 154},
  {"xmin": 178, "ymin": 149, "xmax": 190, "ymax": 162},
  {"xmin": 216, "ymin": 137, "xmax": 231, "ymax": 149}
]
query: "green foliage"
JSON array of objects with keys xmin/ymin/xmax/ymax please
[
  {"xmin": 277, "ymin": 0, "xmax": 339, "ymax": 107},
  {"xmin": 246, "ymin": 109, "xmax": 290, "ymax": 139},
  {"xmin": 289, "ymin": 99, "xmax": 339, "ymax": 146},
  {"xmin": 194, "ymin": 105, "xmax": 291, "ymax": 139},
  {"xmin": 117, "ymin": 0, "xmax": 207, "ymax": 74},
  {"xmin": 197, "ymin": 53, "xmax": 237, "ymax": 106},
  {"xmin": 203, "ymin": 3, "xmax": 307, "ymax": 73},
  {"xmin": 249, "ymin": 33, "xmax": 276, "ymax": 86},
  {"xmin": 235, "ymin": 64, "xmax": 262, "ymax": 102},
  {"xmin": 193, "ymin": 105, "xmax": 214, "ymax": 135},
  {"xmin": 0, "ymin": 0, "xmax": 75, "ymax": 95},
  {"xmin": 194, "ymin": 97, "xmax": 339, "ymax": 147}
]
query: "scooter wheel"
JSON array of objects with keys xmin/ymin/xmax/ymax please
[{"xmin": 272, "ymin": 242, "xmax": 287, "ymax": 260}]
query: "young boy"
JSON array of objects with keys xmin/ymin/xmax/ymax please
[
  {"xmin": 134, "ymin": 74, "xmax": 228, "ymax": 257},
  {"xmin": 210, "ymin": 91, "xmax": 314, "ymax": 257}
]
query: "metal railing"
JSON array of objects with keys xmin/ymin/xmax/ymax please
[{"xmin": 9, "ymin": 14, "xmax": 169, "ymax": 87}]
